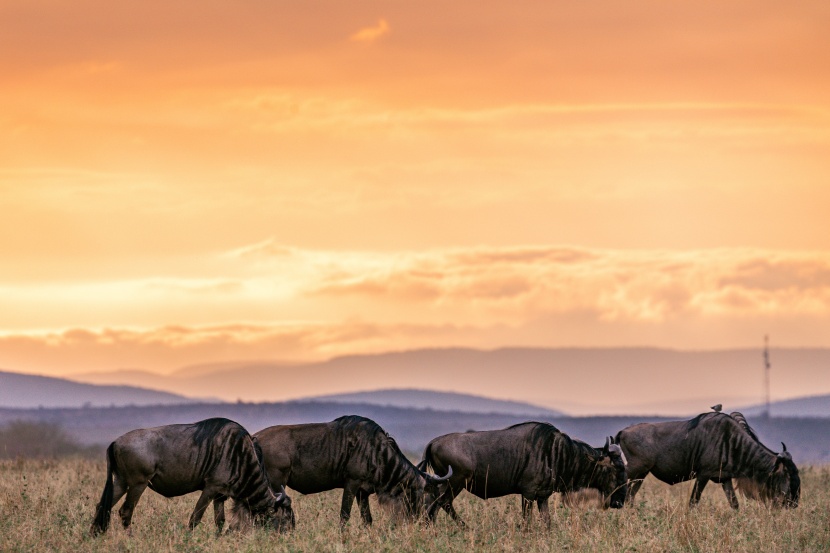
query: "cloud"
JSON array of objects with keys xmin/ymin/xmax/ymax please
[
  {"xmin": 350, "ymin": 18, "xmax": 390, "ymax": 44},
  {"xmin": 719, "ymin": 258, "xmax": 830, "ymax": 291},
  {"xmin": 0, "ymin": 321, "xmax": 480, "ymax": 375},
  {"xmin": 302, "ymin": 246, "xmax": 830, "ymax": 323},
  {"xmin": 2, "ymin": 245, "xmax": 829, "ymax": 376}
]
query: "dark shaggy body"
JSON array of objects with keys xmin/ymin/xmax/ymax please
[
  {"xmin": 420, "ymin": 422, "xmax": 628, "ymax": 527},
  {"xmin": 90, "ymin": 417, "xmax": 293, "ymax": 536},
  {"xmin": 616, "ymin": 411, "xmax": 800, "ymax": 509},
  {"xmin": 250, "ymin": 415, "xmax": 451, "ymax": 527}
]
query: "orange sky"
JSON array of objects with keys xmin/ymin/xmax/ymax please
[{"xmin": 1, "ymin": 1, "xmax": 829, "ymax": 393}]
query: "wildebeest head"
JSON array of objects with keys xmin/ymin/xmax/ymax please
[
  {"xmin": 378, "ymin": 465, "xmax": 453, "ymax": 521},
  {"xmin": 766, "ymin": 443, "xmax": 800, "ymax": 508},
  {"xmin": 588, "ymin": 437, "xmax": 628, "ymax": 509},
  {"xmin": 231, "ymin": 487, "xmax": 295, "ymax": 532},
  {"xmin": 271, "ymin": 488, "xmax": 296, "ymax": 531},
  {"xmin": 420, "ymin": 466, "xmax": 453, "ymax": 518}
]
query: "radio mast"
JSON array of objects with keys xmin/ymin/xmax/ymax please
[{"xmin": 763, "ymin": 335, "xmax": 771, "ymax": 419}]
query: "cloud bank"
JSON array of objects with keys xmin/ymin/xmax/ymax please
[{"xmin": 1, "ymin": 243, "xmax": 828, "ymax": 375}]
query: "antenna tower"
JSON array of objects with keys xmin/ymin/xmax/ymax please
[{"xmin": 763, "ymin": 335, "xmax": 771, "ymax": 419}]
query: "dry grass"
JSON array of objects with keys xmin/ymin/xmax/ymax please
[{"xmin": 1, "ymin": 457, "xmax": 829, "ymax": 552}]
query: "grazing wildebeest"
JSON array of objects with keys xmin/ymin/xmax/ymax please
[
  {"xmin": 241, "ymin": 415, "xmax": 453, "ymax": 528},
  {"xmin": 418, "ymin": 422, "xmax": 628, "ymax": 528},
  {"xmin": 728, "ymin": 411, "xmax": 800, "ymax": 506},
  {"xmin": 90, "ymin": 418, "xmax": 294, "ymax": 536},
  {"xmin": 615, "ymin": 411, "xmax": 800, "ymax": 509}
]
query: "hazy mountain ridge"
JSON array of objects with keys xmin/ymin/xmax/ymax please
[
  {"xmin": 0, "ymin": 370, "xmax": 200, "ymax": 409},
  {"xmin": 2, "ymin": 400, "xmax": 829, "ymax": 464},
  {"xmin": 66, "ymin": 346, "xmax": 830, "ymax": 416},
  {"xmin": 740, "ymin": 394, "xmax": 830, "ymax": 418},
  {"xmin": 302, "ymin": 388, "xmax": 563, "ymax": 417},
  {"xmin": 0, "ymin": 370, "xmax": 561, "ymax": 416}
]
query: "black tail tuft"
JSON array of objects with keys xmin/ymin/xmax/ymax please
[
  {"xmin": 90, "ymin": 442, "xmax": 116, "ymax": 537},
  {"xmin": 419, "ymin": 442, "xmax": 435, "ymax": 474}
]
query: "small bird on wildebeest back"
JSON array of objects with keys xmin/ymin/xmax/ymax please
[{"xmin": 711, "ymin": 404, "xmax": 722, "ymax": 412}]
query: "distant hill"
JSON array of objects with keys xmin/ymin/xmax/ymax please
[
  {"xmin": 0, "ymin": 370, "xmax": 201, "ymax": 409},
  {"xmin": 3, "ymin": 401, "xmax": 829, "ymax": 464},
  {"xmin": 300, "ymin": 388, "xmax": 563, "ymax": 417},
  {"xmin": 740, "ymin": 394, "xmax": 830, "ymax": 418},
  {"xmin": 68, "ymin": 347, "xmax": 830, "ymax": 416}
]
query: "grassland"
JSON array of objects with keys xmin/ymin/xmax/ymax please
[{"xmin": 1, "ymin": 457, "xmax": 828, "ymax": 552}]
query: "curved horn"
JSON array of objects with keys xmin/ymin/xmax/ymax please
[
  {"xmin": 273, "ymin": 489, "xmax": 286, "ymax": 505},
  {"xmin": 777, "ymin": 442, "xmax": 793, "ymax": 461},
  {"xmin": 604, "ymin": 436, "xmax": 611, "ymax": 454},
  {"xmin": 428, "ymin": 465, "xmax": 453, "ymax": 482}
]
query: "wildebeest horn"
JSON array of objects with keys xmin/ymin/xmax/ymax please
[
  {"xmin": 273, "ymin": 489, "xmax": 286, "ymax": 504},
  {"xmin": 778, "ymin": 442, "xmax": 792, "ymax": 461},
  {"xmin": 428, "ymin": 465, "xmax": 453, "ymax": 482},
  {"xmin": 781, "ymin": 442, "xmax": 788, "ymax": 453},
  {"xmin": 604, "ymin": 436, "xmax": 611, "ymax": 453}
]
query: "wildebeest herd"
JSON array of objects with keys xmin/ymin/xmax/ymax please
[{"xmin": 89, "ymin": 409, "xmax": 800, "ymax": 537}]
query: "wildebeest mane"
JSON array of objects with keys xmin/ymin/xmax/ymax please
[
  {"xmin": 506, "ymin": 421, "xmax": 561, "ymax": 451},
  {"xmin": 332, "ymin": 415, "xmax": 419, "ymax": 490},
  {"xmin": 193, "ymin": 417, "xmax": 235, "ymax": 447},
  {"xmin": 728, "ymin": 411, "xmax": 762, "ymax": 443}
]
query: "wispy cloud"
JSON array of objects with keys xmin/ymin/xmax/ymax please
[
  {"xmin": 301, "ymin": 246, "xmax": 830, "ymax": 321},
  {"xmin": 2, "ymin": 244, "xmax": 828, "ymax": 376},
  {"xmin": 350, "ymin": 18, "xmax": 390, "ymax": 44}
]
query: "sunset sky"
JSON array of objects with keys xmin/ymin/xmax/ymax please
[{"xmin": 1, "ymin": 1, "xmax": 829, "ymax": 401}]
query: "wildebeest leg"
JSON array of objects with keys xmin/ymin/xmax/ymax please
[
  {"xmin": 119, "ymin": 482, "xmax": 148, "ymax": 532},
  {"xmin": 441, "ymin": 498, "xmax": 465, "ymax": 527},
  {"xmin": 721, "ymin": 480, "xmax": 739, "ymax": 510},
  {"xmin": 213, "ymin": 494, "xmax": 227, "ymax": 535},
  {"xmin": 626, "ymin": 478, "xmax": 645, "ymax": 504},
  {"xmin": 340, "ymin": 485, "xmax": 357, "ymax": 528},
  {"xmin": 520, "ymin": 497, "xmax": 534, "ymax": 529},
  {"xmin": 111, "ymin": 478, "xmax": 128, "ymax": 507},
  {"xmin": 189, "ymin": 489, "xmax": 216, "ymax": 530},
  {"xmin": 689, "ymin": 477, "xmax": 708, "ymax": 507},
  {"xmin": 356, "ymin": 489, "xmax": 373, "ymax": 526},
  {"xmin": 537, "ymin": 498, "xmax": 551, "ymax": 529}
]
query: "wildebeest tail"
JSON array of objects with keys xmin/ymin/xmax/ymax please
[
  {"xmin": 418, "ymin": 442, "xmax": 435, "ymax": 473},
  {"xmin": 90, "ymin": 442, "xmax": 116, "ymax": 537}
]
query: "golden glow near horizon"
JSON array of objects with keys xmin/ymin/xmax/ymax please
[{"xmin": 2, "ymin": 1, "xmax": 830, "ymax": 396}]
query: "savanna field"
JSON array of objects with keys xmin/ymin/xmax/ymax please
[{"xmin": 2, "ymin": 458, "xmax": 829, "ymax": 553}]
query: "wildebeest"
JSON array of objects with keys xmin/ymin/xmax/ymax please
[
  {"xmin": 90, "ymin": 418, "xmax": 294, "ymax": 536},
  {"xmin": 615, "ymin": 411, "xmax": 800, "ymax": 509},
  {"xmin": 728, "ymin": 411, "xmax": 800, "ymax": 506},
  {"xmin": 418, "ymin": 422, "xmax": 628, "ymax": 528},
  {"xmin": 242, "ymin": 415, "xmax": 453, "ymax": 527}
]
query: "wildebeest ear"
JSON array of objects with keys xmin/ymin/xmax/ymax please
[{"xmin": 609, "ymin": 443, "xmax": 628, "ymax": 467}]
